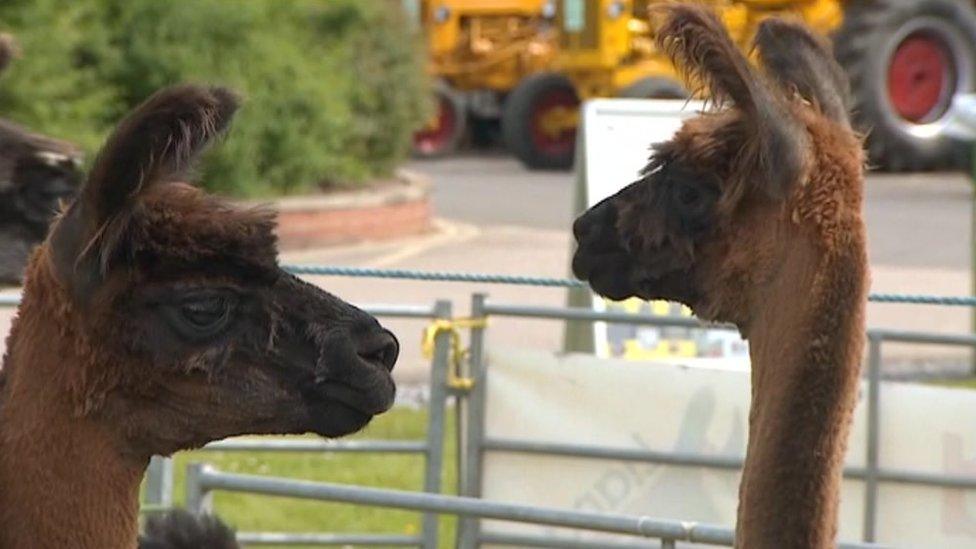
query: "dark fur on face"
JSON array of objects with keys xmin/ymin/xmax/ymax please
[
  {"xmin": 573, "ymin": 6, "xmax": 859, "ymax": 326},
  {"xmin": 5, "ymin": 85, "xmax": 399, "ymax": 458}
]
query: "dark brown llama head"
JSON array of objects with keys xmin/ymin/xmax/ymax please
[
  {"xmin": 572, "ymin": 6, "xmax": 862, "ymax": 329},
  {"xmin": 41, "ymin": 85, "xmax": 398, "ymax": 456}
]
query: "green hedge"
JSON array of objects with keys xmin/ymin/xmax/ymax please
[{"xmin": 0, "ymin": 0, "xmax": 429, "ymax": 196}]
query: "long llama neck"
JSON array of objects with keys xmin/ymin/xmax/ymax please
[
  {"xmin": 0, "ymin": 257, "xmax": 146, "ymax": 548},
  {"xmin": 736, "ymin": 191, "xmax": 868, "ymax": 546}
]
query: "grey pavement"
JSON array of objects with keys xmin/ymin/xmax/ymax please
[{"xmin": 416, "ymin": 154, "xmax": 975, "ymax": 272}]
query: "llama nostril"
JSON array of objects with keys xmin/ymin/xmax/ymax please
[{"xmin": 357, "ymin": 329, "xmax": 399, "ymax": 372}]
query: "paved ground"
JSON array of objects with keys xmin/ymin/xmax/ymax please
[
  {"xmin": 1, "ymin": 155, "xmax": 972, "ymax": 383},
  {"xmin": 424, "ymin": 153, "xmax": 975, "ymax": 271}
]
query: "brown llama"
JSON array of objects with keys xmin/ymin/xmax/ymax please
[
  {"xmin": 573, "ymin": 6, "xmax": 866, "ymax": 549},
  {"xmin": 0, "ymin": 84, "xmax": 400, "ymax": 548},
  {"xmin": 0, "ymin": 33, "xmax": 83, "ymax": 285}
]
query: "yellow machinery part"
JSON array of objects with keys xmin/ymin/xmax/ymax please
[
  {"xmin": 419, "ymin": 0, "xmax": 846, "ymax": 99},
  {"xmin": 422, "ymin": 0, "xmax": 557, "ymax": 92},
  {"xmin": 553, "ymin": 0, "xmax": 846, "ymax": 100}
]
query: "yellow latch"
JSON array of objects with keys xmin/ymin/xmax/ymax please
[{"xmin": 421, "ymin": 317, "xmax": 488, "ymax": 391}]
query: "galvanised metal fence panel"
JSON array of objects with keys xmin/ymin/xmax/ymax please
[
  {"xmin": 464, "ymin": 295, "xmax": 976, "ymax": 547},
  {"xmin": 183, "ymin": 463, "xmax": 888, "ymax": 549}
]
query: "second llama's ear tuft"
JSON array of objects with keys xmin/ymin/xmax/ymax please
[
  {"xmin": 754, "ymin": 18, "xmax": 852, "ymax": 126},
  {"xmin": 653, "ymin": 4, "xmax": 810, "ymax": 202}
]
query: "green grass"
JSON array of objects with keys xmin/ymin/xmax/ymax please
[
  {"xmin": 935, "ymin": 377, "xmax": 976, "ymax": 389},
  {"xmin": 161, "ymin": 406, "xmax": 458, "ymax": 548}
]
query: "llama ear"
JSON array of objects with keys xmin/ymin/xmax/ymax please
[
  {"xmin": 653, "ymin": 4, "xmax": 809, "ymax": 200},
  {"xmin": 82, "ymin": 84, "xmax": 239, "ymax": 226},
  {"xmin": 754, "ymin": 18, "xmax": 851, "ymax": 126},
  {"xmin": 49, "ymin": 84, "xmax": 239, "ymax": 300}
]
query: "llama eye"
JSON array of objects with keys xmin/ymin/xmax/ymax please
[
  {"xmin": 677, "ymin": 185, "xmax": 701, "ymax": 206},
  {"xmin": 179, "ymin": 296, "xmax": 230, "ymax": 331}
]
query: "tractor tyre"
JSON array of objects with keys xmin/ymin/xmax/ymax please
[
  {"xmin": 834, "ymin": 0, "xmax": 976, "ymax": 171},
  {"xmin": 502, "ymin": 72, "xmax": 580, "ymax": 170},
  {"xmin": 412, "ymin": 81, "xmax": 466, "ymax": 159},
  {"xmin": 617, "ymin": 77, "xmax": 689, "ymax": 99}
]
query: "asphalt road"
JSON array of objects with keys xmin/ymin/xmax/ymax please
[{"xmin": 413, "ymin": 154, "xmax": 974, "ymax": 272}]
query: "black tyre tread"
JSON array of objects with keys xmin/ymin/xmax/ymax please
[
  {"xmin": 834, "ymin": 0, "xmax": 976, "ymax": 171},
  {"xmin": 501, "ymin": 72, "xmax": 578, "ymax": 170}
]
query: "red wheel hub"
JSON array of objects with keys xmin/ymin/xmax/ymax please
[
  {"xmin": 887, "ymin": 31, "xmax": 956, "ymax": 123},
  {"xmin": 413, "ymin": 94, "xmax": 457, "ymax": 155},
  {"xmin": 529, "ymin": 88, "xmax": 579, "ymax": 156}
]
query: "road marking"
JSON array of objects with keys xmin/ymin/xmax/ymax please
[{"xmin": 368, "ymin": 218, "xmax": 480, "ymax": 268}]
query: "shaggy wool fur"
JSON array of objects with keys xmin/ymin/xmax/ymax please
[{"xmin": 573, "ymin": 6, "xmax": 867, "ymax": 548}]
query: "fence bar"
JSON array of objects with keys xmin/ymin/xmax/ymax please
[
  {"xmin": 192, "ymin": 466, "xmax": 737, "ymax": 544},
  {"xmin": 480, "ymin": 532, "xmax": 668, "ymax": 548},
  {"xmin": 482, "ymin": 303, "xmax": 734, "ymax": 330},
  {"xmin": 866, "ymin": 328, "xmax": 976, "ymax": 347},
  {"xmin": 0, "ymin": 293, "xmax": 20, "ymax": 307},
  {"xmin": 235, "ymin": 532, "xmax": 421, "ymax": 545},
  {"xmin": 486, "ymin": 304, "xmax": 976, "ymax": 347},
  {"xmin": 484, "ymin": 438, "xmax": 742, "ymax": 469},
  {"xmin": 185, "ymin": 462, "xmax": 212, "ymax": 514},
  {"xmin": 864, "ymin": 335, "xmax": 882, "ymax": 542},
  {"xmin": 483, "ymin": 437, "xmax": 976, "ymax": 490},
  {"xmin": 360, "ymin": 304, "xmax": 439, "ymax": 318},
  {"xmin": 481, "ymin": 530, "xmax": 887, "ymax": 548},
  {"xmin": 202, "ymin": 439, "xmax": 426, "ymax": 453},
  {"xmin": 144, "ymin": 456, "xmax": 174, "ymax": 509},
  {"xmin": 875, "ymin": 468, "xmax": 976, "ymax": 489},
  {"xmin": 459, "ymin": 293, "xmax": 489, "ymax": 548},
  {"xmin": 420, "ymin": 300, "xmax": 453, "ymax": 549}
]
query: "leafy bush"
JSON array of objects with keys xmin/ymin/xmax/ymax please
[{"xmin": 0, "ymin": 0, "xmax": 429, "ymax": 196}]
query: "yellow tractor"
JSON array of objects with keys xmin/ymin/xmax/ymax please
[
  {"xmin": 502, "ymin": 0, "xmax": 976, "ymax": 171},
  {"xmin": 410, "ymin": 0, "xmax": 559, "ymax": 157}
]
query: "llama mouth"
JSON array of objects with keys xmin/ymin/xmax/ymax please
[
  {"xmin": 633, "ymin": 272, "xmax": 700, "ymax": 308},
  {"xmin": 315, "ymin": 379, "xmax": 395, "ymax": 416}
]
